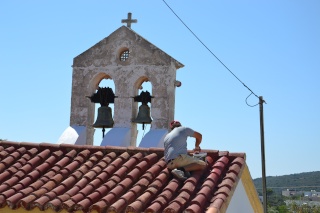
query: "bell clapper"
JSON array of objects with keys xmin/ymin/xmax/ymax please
[{"xmin": 102, "ymin": 127, "xmax": 105, "ymax": 139}]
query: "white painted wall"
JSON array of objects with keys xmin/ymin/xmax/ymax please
[
  {"xmin": 56, "ymin": 125, "xmax": 87, "ymax": 145},
  {"xmin": 138, "ymin": 129, "xmax": 168, "ymax": 148},
  {"xmin": 226, "ymin": 179, "xmax": 254, "ymax": 213},
  {"xmin": 101, "ymin": 128, "xmax": 131, "ymax": 147}
]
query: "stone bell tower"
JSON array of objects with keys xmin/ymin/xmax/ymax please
[{"xmin": 58, "ymin": 14, "xmax": 184, "ymax": 147}]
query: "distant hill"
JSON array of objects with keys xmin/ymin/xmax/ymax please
[{"xmin": 253, "ymin": 171, "xmax": 320, "ymax": 194}]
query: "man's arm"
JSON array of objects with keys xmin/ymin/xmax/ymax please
[{"xmin": 193, "ymin": 131, "xmax": 202, "ymax": 152}]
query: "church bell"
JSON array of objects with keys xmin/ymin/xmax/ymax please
[
  {"xmin": 133, "ymin": 104, "xmax": 152, "ymax": 125},
  {"xmin": 93, "ymin": 106, "xmax": 114, "ymax": 128},
  {"xmin": 133, "ymin": 90, "xmax": 153, "ymax": 129},
  {"xmin": 88, "ymin": 87, "xmax": 116, "ymax": 138}
]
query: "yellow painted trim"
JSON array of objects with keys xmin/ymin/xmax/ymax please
[{"xmin": 241, "ymin": 163, "xmax": 263, "ymax": 213}]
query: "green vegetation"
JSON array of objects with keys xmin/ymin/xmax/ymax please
[
  {"xmin": 286, "ymin": 202, "xmax": 320, "ymax": 213},
  {"xmin": 253, "ymin": 171, "xmax": 320, "ymax": 212},
  {"xmin": 264, "ymin": 189, "xmax": 320, "ymax": 212},
  {"xmin": 254, "ymin": 171, "xmax": 320, "ymax": 194},
  {"xmin": 268, "ymin": 202, "xmax": 320, "ymax": 213}
]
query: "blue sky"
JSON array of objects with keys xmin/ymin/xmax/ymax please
[{"xmin": 1, "ymin": 1, "xmax": 319, "ymax": 179}]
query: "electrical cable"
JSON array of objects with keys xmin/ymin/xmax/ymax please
[
  {"xmin": 162, "ymin": 0, "xmax": 263, "ymax": 105},
  {"xmin": 246, "ymin": 93, "xmax": 259, "ymax": 107}
]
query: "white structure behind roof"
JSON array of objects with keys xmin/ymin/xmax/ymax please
[
  {"xmin": 139, "ymin": 129, "xmax": 168, "ymax": 148},
  {"xmin": 57, "ymin": 125, "xmax": 86, "ymax": 145}
]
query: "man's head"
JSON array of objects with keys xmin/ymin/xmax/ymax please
[{"xmin": 170, "ymin": 120, "xmax": 181, "ymax": 130}]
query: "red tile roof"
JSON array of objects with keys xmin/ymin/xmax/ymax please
[{"xmin": 0, "ymin": 141, "xmax": 247, "ymax": 213}]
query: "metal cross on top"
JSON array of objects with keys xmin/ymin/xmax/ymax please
[{"xmin": 121, "ymin": 12, "xmax": 137, "ymax": 28}]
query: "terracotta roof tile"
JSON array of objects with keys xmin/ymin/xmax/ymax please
[
  {"xmin": 46, "ymin": 198, "xmax": 63, "ymax": 211},
  {"xmin": 33, "ymin": 196, "xmax": 50, "ymax": 210},
  {"xmin": 0, "ymin": 141, "xmax": 250, "ymax": 213}
]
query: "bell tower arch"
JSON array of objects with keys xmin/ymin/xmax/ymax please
[{"xmin": 58, "ymin": 23, "xmax": 183, "ymax": 147}]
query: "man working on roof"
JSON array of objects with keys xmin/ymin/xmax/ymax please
[{"xmin": 164, "ymin": 120, "xmax": 207, "ymax": 180}]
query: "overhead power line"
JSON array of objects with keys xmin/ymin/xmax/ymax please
[
  {"xmin": 162, "ymin": 0, "xmax": 263, "ymax": 105},
  {"xmin": 161, "ymin": 3, "xmax": 268, "ymax": 210}
]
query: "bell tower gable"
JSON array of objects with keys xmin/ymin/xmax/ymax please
[
  {"xmin": 73, "ymin": 26, "xmax": 184, "ymax": 69},
  {"xmin": 61, "ymin": 19, "xmax": 184, "ymax": 147}
]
